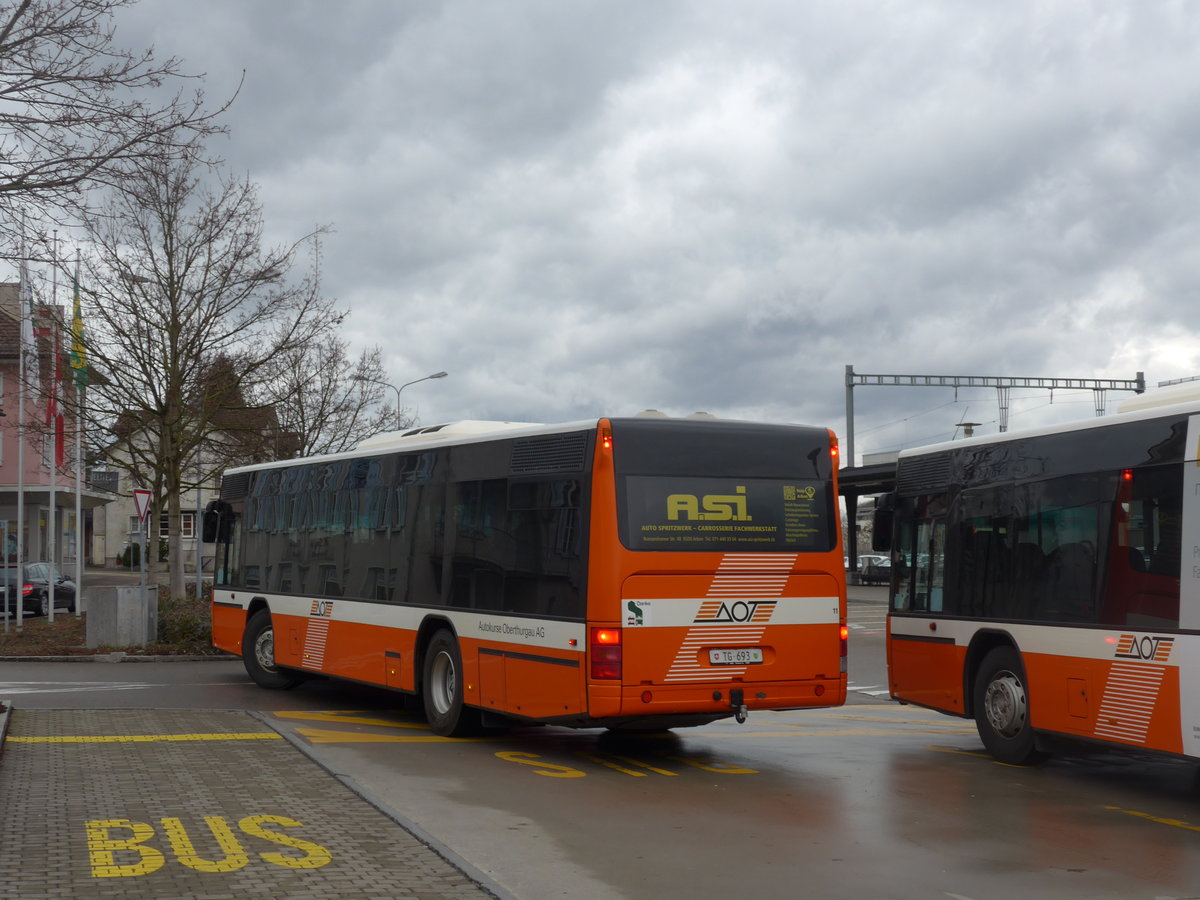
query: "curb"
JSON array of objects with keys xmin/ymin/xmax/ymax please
[
  {"xmin": 251, "ymin": 710, "xmax": 513, "ymax": 900},
  {"xmin": 0, "ymin": 653, "xmax": 235, "ymax": 663}
]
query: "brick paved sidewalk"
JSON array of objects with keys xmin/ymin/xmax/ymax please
[{"xmin": 0, "ymin": 708, "xmax": 497, "ymax": 899}]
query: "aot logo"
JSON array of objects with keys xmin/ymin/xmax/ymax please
[
  {"xmin": 694, "ymin": 600, "xmax": 776, "ymax": 624},
  {"xmin": 1114, "ymin": 634, "xmax": 1174, "ymax": 663},
  {"xmin": 309, "ymin": 600, "xmax": 334, "ymax": 618},
  {"xmin": 667, "ymin": 486, "xmax": 751, "ymax": 522}
]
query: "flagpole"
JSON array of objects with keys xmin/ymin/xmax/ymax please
[
  {"xmin": 14, "ymin": 219, "xmax": 34, "ymax": 634},
  {"xmin": 47, "ymin": 233, "xmax": 57, "ymax": 624},
  {"xmin": 72, "ymin": 251, "xmax": 84, "ymax": 617}
]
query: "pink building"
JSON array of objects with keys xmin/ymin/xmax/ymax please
[{"xmin": 0, "ymin": 282, "xmax": 112, "ymax": 569}]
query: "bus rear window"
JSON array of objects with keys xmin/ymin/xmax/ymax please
[{"xmin": 620, "ymin": 476, "xmax": 833, "ymax": 552}]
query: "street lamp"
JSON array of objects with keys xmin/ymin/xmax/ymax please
[{"xmin": 355, "ymin": 371, "xmax": 448, "ymax": 430}]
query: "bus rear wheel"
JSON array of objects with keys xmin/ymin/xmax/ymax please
[
  {"xmin": 422, "ymin": 630, "xmax": 481, "ymax": 737},
  {"xmin": 242, "ymin": 609, "xmax": 304, "ymax": 690},
  {"xmin": 973, "ymin": 646, "xmax": 1045, "ymax": 765}
]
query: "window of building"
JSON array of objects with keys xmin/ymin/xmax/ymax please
[{"xmin": 158, "ymin": 512, "xmax": 196, "ymax": 539}]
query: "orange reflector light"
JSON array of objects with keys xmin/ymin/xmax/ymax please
[
  {"xmin": 815, "ymin": 684, "xmax": 825, "ymax": 697},
  {"xmin": 840, "ymin": 625, "xmax": 849, "ymax": 640},
  {"xmin": 593, "ymin": 628, "xmax": 621, "ymax": 645},
  {"xmin": 641, "ymin": 691, "xmax": 652, "ymax": 703}
]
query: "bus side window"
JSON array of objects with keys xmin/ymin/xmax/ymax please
[
  {"xmin": 912, "ymin": 520, "xmax": 945, "ymax": 613},
  {"xmin": 1101, "ymin": 464, "xmax": 1181, "ymax": 629}
]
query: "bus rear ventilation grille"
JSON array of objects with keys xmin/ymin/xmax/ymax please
[
  {"xmin": 510, "ymin": 433, "xmax": 589, "ymax": 474},
  {"xmin": 221, "ymin": 472, "xmax": 251, "ymax": 500},
  {"xmin": 896, "ymin": 455, "xmax": 951, "ymax": 495}
]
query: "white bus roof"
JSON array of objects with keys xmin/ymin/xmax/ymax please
[
  {"xmin": 897, "ymin": 389, "xmax": 1200, "ymax": 461},
  {"xmin": 223, "ymin": 410, "xmax": 789, "ymax": 477},
  {"xmin": 1116, "ymin": 380, "xmax": 1200, "ymax": 413}
]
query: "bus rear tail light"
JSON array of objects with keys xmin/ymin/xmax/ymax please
[
  {"xmin": 840, "ymin": 624, "xmax": 848, "ymax": 658},
  {"xmin": 590, "ymin": 627, "xmax": 622, "ymax": 680}
]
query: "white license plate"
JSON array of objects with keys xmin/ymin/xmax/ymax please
[{"xmin": 708, "ymin": 647, "xmax": 763, "ymax": 665}]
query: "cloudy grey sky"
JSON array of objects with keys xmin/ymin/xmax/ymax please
[{"xmin": 114, "ymin": 0, "xmax": 1200, "ymax": 463}]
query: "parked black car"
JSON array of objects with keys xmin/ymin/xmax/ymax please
[{"xmin": 0, "ymin": 563, "xmax": 77, "ymax": 618}]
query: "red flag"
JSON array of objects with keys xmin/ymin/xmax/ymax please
[{"xmin": 46, "ymin": 326, "xmax": 64, "ymax": 468}]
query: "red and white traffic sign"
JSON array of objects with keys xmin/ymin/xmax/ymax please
[{"xmin": 133, "ymin": 488, "xmax": 152, "ymax": 522}]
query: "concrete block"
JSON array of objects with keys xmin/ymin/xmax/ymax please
[{"xmin": 85, "ymin": 586, "xmax": 158, "ymax": 648}]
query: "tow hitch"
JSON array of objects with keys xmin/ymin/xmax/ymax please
[{"xmin": 730, "ymin": 688, "xmax": 748, "ymax": 724}]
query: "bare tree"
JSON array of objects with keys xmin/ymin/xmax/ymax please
[
  {"xmin": 0, "ymin": 0, "xmax": 227, "ymax": 232},
  {"xmin": 264, "ymin": 340, "xmax": 398, "ymax": 457},
  {"xmin": 77, "ymin": 140, "xmax": 340, "ymax": 600},
  {"xmin": 251, "ymin": 240, "xmax": 398, "ymax": 455}
]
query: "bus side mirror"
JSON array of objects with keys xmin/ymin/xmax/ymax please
[
  {"xmin": 872, "ymin": 493, "xmax": 895, "ymax": 552},
  {"xmin": 203, "ymin": 500, "xmax": 231, "ymax": 543}
]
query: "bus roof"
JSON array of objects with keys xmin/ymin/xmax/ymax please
[
  {"xmin": 223, "ymin": 412, "xmax": 826, "ymax": 476},
  {"xmin": 896, "ymin": 389, "xmax": 1200, "ymax": 461},
  {"xmin": 225, "ymin": 419, "xmax": 594, "ymax": 476}
]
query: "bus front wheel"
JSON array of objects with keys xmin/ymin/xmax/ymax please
[
  {"xmin": 973, "ymin": 646, "xmax": 1045, "ymax": 765},
  {"xmin": 422, "ymin": 630, "xmax": 481, "ymax": 737},
  {"xmin": 242, "ymin": 610, "xmax": 304, "ymax": 690}
]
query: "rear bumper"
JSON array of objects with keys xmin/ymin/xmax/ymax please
[{"xmin": 588, "ymin": 676, "xmax": 846, "ymax": 719}]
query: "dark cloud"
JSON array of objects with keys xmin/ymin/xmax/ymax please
[{"xmin": 113, "ymin": 0, "xmax": 1200, "ymax": 461}]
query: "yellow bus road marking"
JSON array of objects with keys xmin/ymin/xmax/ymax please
[
  {"xmin": 86, "ymin": 815, "xmax": 332, "ymax": 878},
  {"xmin": 1106, "ymin": 805, "xmax": 1200, "ymax": 833},
  {"xmin": 295, "ymin": 727, "xmax": 489, "ymax": 744},
  {"xmin": 8, "ymin": 733, "xmax": 281, "ymax": 744},
  {"xmin": 272, "ymin": 710, "xmax": 427, "ymax": 729},
  {"xmin": 576, "ymin": 752, "xmax": 678, "ymax": 776}
]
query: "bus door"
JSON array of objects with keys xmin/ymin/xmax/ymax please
[{"xmin": 888, "ymin": 514, "xmax": 963, "ymax": 713}]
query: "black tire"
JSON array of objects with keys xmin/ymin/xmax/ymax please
[
  {"xmin": 422, "ymin": 629, "xmax": 481, "ymax": 737},
  {"xmin": 242, "ymin": 609, "xmax": 304, "ymax": 690},
  {"xmin": 38, "ymin": 594, "xmax": 50, "ymax": 617},
  {"xmin": 973, "ymin": 646, "xmax": 1046, "ymax": 765}
]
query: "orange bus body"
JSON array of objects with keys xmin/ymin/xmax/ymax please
[
  {"xmin": 882, "ymin": 391, "xmax": 1200, "ymax": 764},
  {"xmin": 211, "ymin": 415, "xmax": 847, "ymax": 734}
]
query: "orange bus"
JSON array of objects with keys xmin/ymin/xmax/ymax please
[
  {"xmin": 208, "ymin": 414, "xmax": 848, "ymax": 735},
  {"xmin": 876, "ymin": 389, "xmax": 1200, "ymax": 764}
]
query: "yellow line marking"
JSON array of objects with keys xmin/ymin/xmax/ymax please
[
  {"xmin": 926, "ymin": 745, "xmax": 992, "ymax": 759},
  {"xmin": 8, "ymin": 733, "xmax": 281, "ymax": 744},
  {"xmin": 817, "ymin": 712, "xmax": 967, "ymax": 726},
  {"xmin": 925, "ymin": 745, "xmax": 1031, "ymax": 767},
  {"xmin": 272, "ymin": 710, "xmax": 427, "ymax": 729},
  {"xmin": 699, "ymin": 727, "xmax": 977, "ymax": 738},
  {"xmin": 295, "ymin": 727, "xmax": 488, "ymax": 744},
  {"xmin": 1106, "ymin": 805, "xmax": 1200, "ymax": 833}
]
